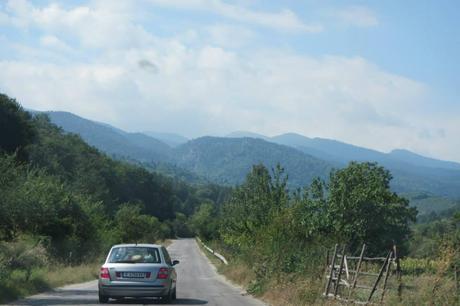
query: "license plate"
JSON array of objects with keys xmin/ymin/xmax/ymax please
[{"xmin": 122, "ymin": 272, "xmax": 146, "ymax": 278}]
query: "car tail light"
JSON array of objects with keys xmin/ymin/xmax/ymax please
[
  {"xmin": 157, "ymin": 268, "xmax": 169, "ymax": 279},
  {"xmin": 100, "ymin": 267, "xmax": 110, "ymax": 279}
]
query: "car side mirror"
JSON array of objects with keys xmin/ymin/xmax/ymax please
[{"xmin": 172, "ymin": 260, "xmax": 180, "ymax": 266}]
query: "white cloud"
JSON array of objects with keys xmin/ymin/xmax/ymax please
[
  {"xmin": 206, "ymin": 24, "xmax": 255, "ymax": 48},
  {"xmin": 4, "ymin": 0, "xmax": 151, "ymax": 49},
  {"xmin": 149, "ymin": 0, "xmax": 323, "ymax": 33},
  {"xmin": 336, "ymin": 6, "xmax": 379, "ymax": 27},
  {"xmin": 39, "ymin": 35, "xmax": 72, "ymax": 51},
  {"xmin": 2, "ymin": 45, "xmax": 450, "ymax": 159}
]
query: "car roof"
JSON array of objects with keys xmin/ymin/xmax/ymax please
[{"xmin": 111, "ymin": 243, "xmax": 163, "ymax": 248}]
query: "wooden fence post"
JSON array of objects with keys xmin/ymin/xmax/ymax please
[
  {"xmin": 455, "ymin": 264, "xmax": 459, "ymax": 302},
  {"xmin": 348, "ymin": 244, "xmax": 366, "ymax": 302},
  {"xmin": 380, "ymin": 251, "xmax": 394, "ymax": 303},
  {"xmin": 368, "ymin": 250, "xmax": 392, "ymax": 303},
  {"xmin": 334, "ymin": 245, "xmax": 347, "ymax": 297},
  {"xmin": 393, "ymin": 244, "xmax": 403, "ymax": 301},
  {"xmin": 325, "ymin": 244, "xmax": 338, "ymax": 297}
]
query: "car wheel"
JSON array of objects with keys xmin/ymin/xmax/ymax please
[
  {"xmin": 162, "ymin": 289, "xmax": 172, "ymax": 304},
  {"xmin": 98, "ymin": 292, "xmax": 109, "ymax": 304}
]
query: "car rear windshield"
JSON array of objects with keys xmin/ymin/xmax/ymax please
[{"xmin": 108, "ymin": 247, "xmax": 161, "ymax": 264}]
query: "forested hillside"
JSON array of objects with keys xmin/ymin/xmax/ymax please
[
  {"xmin": 45, "ymin": 111, "xmax": 174, "ymax": 163},
  {"xmin": 260, "ymin": 132, "xmax": 460, "ymax": 198},
  {"xmin": 174, "ymin": 136, "xmax": 332, "ymax": 188},
  {"xmin": 0, "ymin": 94, "xmax": 229, "ymax": 302},
  {"xmin": 45, "ymin": 112, "xmax": 460, "ymax": 203}
]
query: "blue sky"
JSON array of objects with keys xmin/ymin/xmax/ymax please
[{"xmin": 0, "ymin": 0, "xmax": 459, "ymax": 162}]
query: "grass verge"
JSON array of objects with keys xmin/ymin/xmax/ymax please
[
  {"xmin": 196, "ymin": 239, "xmax": 459, "ymax": 305},
  {"xmin": 196, "ymin": 239, "xmax": 328, "ymax": 305},
  {"xmin": 0, "ymin": 262, "xmax": 100, "ymax": 304}
]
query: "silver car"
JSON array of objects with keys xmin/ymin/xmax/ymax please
[{"xmin": 98, "ymin": 243, "xmax": 179, "ymax": 304}]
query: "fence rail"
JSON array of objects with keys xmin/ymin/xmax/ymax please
[{"xmin": 323, "ymin": 244, "xmax": 402, "ymax": 305}]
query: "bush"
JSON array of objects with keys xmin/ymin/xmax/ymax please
[
  {"xmin": 114, "ymin": 203, "xmax": 163, "ymax": 243},
  {"xmin": 0, "ymin": 237, "xmax": 48, "ymax": 281}
]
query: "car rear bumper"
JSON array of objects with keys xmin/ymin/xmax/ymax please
[{"xmin": 99, "ymin": 284, "xmax": 170, "ymax": 297}]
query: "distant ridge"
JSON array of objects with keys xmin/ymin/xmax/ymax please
[
  {"xmin": 174, "ymin": 136, "xmax": 332, "ymax": 187},
  {"xmin": 224, "ymin": 131, "xmax": 460, "ymax": 171},
  {"xmin": 389, "ymin": 149, "xmax": 460, "ymax": 170},
  {"xmin": 226, "ymin": 131, "xmax": 270, "ymax": 140},
  {"xmin": 143, "ymin": 131, "xmax": 189, "ymax": 147},
  {"xmin": 41, "ymin": 112, "xmax": 460, "ymax": 200},
  {"xmin": 44, "ymin": 111, "xmax": 173, "ymax": 163}
]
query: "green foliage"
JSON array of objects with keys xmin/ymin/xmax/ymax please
[
  {"xmin": 214, "ymin": 162, "xmax": 418, "ymax": 297},
  {"xmin": 0, "ymin": 153, "xmax": 104, "ymax": 261},
  {"xmin": 220, "ymin": 164, "xmax": 288, "ymax": 250},
  {"xmin": 0, "ymin": 237, "xmax": 48, "ymax": 281},
  {"xmin": 114, "ymin": 203, "xmax": 164, "ymax": 243},
  {"xmin": 327, "ymin": 162, "xmax": 417, "ymax": 255},
  {"xmin": 190, "ymin": 202, "xmax": 218, "ymax": 240},
  {"xmin": 174, "ymin": 137, "xmax": 332, "ymax": 189},
  {"xmin": 171, "ymin": 212, "xmax": 194, "ymax": 238},
  {"xmin": 0, "ymin": 92, "xmax": 227, "ymax": 272},
  {"xmin": 0, "ymin": 94, "xmax": 36, "ymax": 160},
  {"xmin": 408, "ymin": 210, "xmax": 460, "ymax": 274}
]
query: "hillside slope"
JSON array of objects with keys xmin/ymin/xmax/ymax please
[
  {"xmin": 44, "ymin": 112, "xmax": 460, "ymax": 199},
  {"xmin": 174, "ymin": 136, "xmax": 333, "ymax": 187},
  {"xmin": 46, "ymin": 111, "xmax": 173, "ymax": 163}
]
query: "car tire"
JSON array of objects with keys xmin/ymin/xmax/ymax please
[
  {"xmin": 98, "ymin": 292, "xmax": 109, "ymax": 304},
  {"xmin": 162, "ymin": 289, "xmax": 172, "ymax": 304}
]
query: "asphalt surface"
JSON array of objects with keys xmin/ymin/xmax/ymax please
[{"xmin": 8, "ymin": 239, "xmax": 265, "ymax": 306}]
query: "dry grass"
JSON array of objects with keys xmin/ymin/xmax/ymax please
[
  {"xmin": 219, "ymin": 261, "xmax": 256, "ymax": 289},
  {"xmin": 195, "ymin": 239, "xmax": 460, "ymax": 306},
  {"xmin": 44, "ymin": 262, "xmax": 100, "ymax": 288},
  {"xmin": 259, "ymin": 276, "xmax": 328, "ymax": 306},
  {"xmin": 196, "ymin": 239, "xmax": 254, "ymax": 288},
  {"xmin": 384, "ymin": 275, "xmax": 458, "ymax": 306},
  {"xmin": 0, "ymin": 262, "xmax": 100, "ymax": 304}
]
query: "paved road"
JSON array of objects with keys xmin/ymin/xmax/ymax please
[{"xmin": 9, "ymin": 239, "xmax": 265, "ymax": 306}]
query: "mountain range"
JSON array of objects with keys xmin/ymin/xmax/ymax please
[{"xmin": 41, "ymin": 111, "xmax": 460, "ymax": 213}]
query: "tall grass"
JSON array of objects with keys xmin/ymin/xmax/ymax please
[
  {"xmin": 201, "ymin": 238, "xmax": 459, "ymax": 306},
  {"xmin": 0, "ymin": 263, "xmax": 100, "ymax": 304}
]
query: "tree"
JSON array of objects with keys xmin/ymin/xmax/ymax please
[
  {"xmin": 220, "ymin": 164, "xmax": 289, "ymax": 249},
  {"xmin": 115, "ymin": 203, "xmax": 162, "ymax": 243},
  {"xmin": 327, "ymin": 162, "xmax": 417, "ymax": 255},
  {"xmin": 0, "ymin": 94, "xmax": 35, "ymax": 160},
  {"xmin": 190, "ymin": 202, "xmax": 217, "ymax": 240}
]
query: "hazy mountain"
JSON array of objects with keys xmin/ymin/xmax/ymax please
[
  {"xmin": 143, "ymin": 131, "xmax": 189, "ymax": 147},
  {"xmin": 45, "ymin": 111, "xmax": 173, "ymax": 163},
  {"xmin": 174, "ymin": 136, "xmax": 332, "ymax": 187},
  {"xmin": 231, "ymin": 131, "xmax": 460, "ymax": 171},
  {"xmin": 44, "ymin": 112, "xmax": 460, "ymax": 201},
  {"xmin": 272, "ymin": 133, "xmax": 386, "ymax": 164},
  {"xmin": 226, "ymin": 131, "xmax": 270, "ymax": 140},
  {"xmin": 270, "ymin": 133, "xmax": 460, "ymax": 198},
  {"xmin": 389, "ymin": 149, "xmax": 460, "ymax": 170},
  {"xmin": 272, "ymin": 133, "xmax": 460, "ymax": 169}
]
